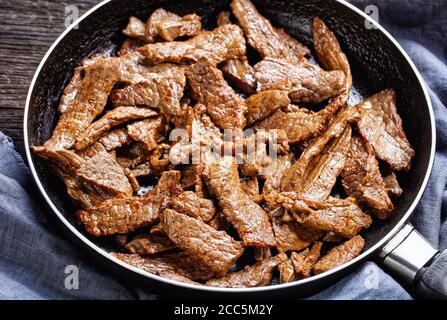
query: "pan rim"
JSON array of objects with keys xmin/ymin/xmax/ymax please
[{"xmin": 23, "ymin": 0, "xmax": 436, "ymax": 294}]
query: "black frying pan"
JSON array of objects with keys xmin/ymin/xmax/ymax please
[{"xmin": 24, "ymin": 0, "xmax": 446, "ymax": 299}]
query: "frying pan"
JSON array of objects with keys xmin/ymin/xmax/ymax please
[{"xmin": 23, "ymin": 0, "xmax": 446, "ymax": 299}]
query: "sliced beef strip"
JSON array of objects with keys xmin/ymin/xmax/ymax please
[
  {"xmin": 262, "ymin": 153, "xmax": 293, "ymax": 207},
  {"xmin": 160, "ymin": 209, "xmax": 244, "ymax": 276},
  {"xmin": 217, "ymin": 11, "xmax": 232, "ymax": 26},
  {"xmin": 122, "ymin": 16, "xmax": 147, "ymax": 41},
  {"xmin": 205, "ymin": 254, "xmax": 287, "ymax": 288},
  {"xmin": 291, "ymin": 241, "xmax": 323, "ymax": 279},
  {"xmin": 58, "ymin": 67, "xmax": 83, "ymax": 114},
  {"xmin": 76, "ymin": 171, "xmax": 181, "ymax": 236},
  {"xmin": 118, "ymin": 38, "xmax": 147, "ymax": 56},
  {"xmin": 185, "ymin": 60, "xmax": 247, "ymax": 129},
  {"xmin": 280, "ymin": 107, "xmax": 360, "ymax": 193},
  {"xmin": 254, "ymin": 58, "xmax": 346, "ymax": 104},
  {"xmin": 74, "ymin": 107, "xmax": 158, "ymax": 151},
  {"xmin": 241, "ymin": 177, "xmax": 261, "ymax": 203},
  {"xmin": 204, "ymin": 156, "xmax": 276, "ymax": 247},
  {"xmin": 272, "ymin": 215, "xmax": 323, "ymax": 253},
  {"xmin": 356, "ymin": 89, "xmax": 415, "ymax": 171},
  {"xmin": 221, "ymin": 57, "xmax": 257, "ymax": 95},
  {"xmin": 124, "ymin": 168, "xmax": 141, "ymax": 193},
  {"xmin": 314, "ymin": 235, "xmax": 365, "ymax": 274},
  {"xmin": 254, "ymin": 247, "xmax": 272, "ymax": 262},
  {"xmin": 278, "ymin": 259, "xmax": 295, "ymax": 284},
  {"xmin": 125, "ymin": 234, "xmax": 175, "ymax": 255},
  {"xmin": 139, "ymin": 24, "xmax": 246, "ymax": 65},
  {"xmin": 230, "ymin": 0, "xmax": 309, "ymax": 64},
  {"xmin": 98, "ymin": 128, "xmax": 132, "ymax": 151},
  {"xmin": 383, "ymin": 172, "xmax": 403, "ymax": 197},
  {"xmin": 246, "ymin": 90, "xmax": 290, "ymax": 125},
  {"xmin": 145, "ymin": 8, "xmax": 201, "ymax": 42},
  {"xmin": 341, "ymin": 136, "xmax": 394, "ymax": 219},
  {"xmin": 171, "ymin": 191, "xmax": 216, "ymax": 222},
  {"xmin": 111, "ymin": 65, "xmax": 186, "ymax": 117},
  {"xmin": 127, "ymin": 116, "xmax": 167, "ymax": 152}
]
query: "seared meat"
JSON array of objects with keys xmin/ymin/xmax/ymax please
[
  {"xmin": 241, "ymin": 177, "xmax": 261, "ymax": 203},
  {"xmin": 254, "ymin": 247, "xmax": 272, "ymax": 262},
  {"xmin": 145, "ymin": 8, "xmax": 201, "ymax": 42},
  {"xmin": 278, "ymin": 259, "xmax": 295, "ymax": 283},
  {"xmin": 98, "ymin": 128, "xmax": 132, "ymax": 151},
  {"xmin": 127, "ymin": 116, "xmax": 167, "ymax": 152},
  {"xmin": 356, "ymin": 89, "xmax": 415, "ymax": 171},
  {"xmin": 341, "ymin": 136, "xmax": 394, "ymax": 219},
  {"xmin": 58, "ymin": 67, "xmax": 83, "ymax": 114},
  {"xmin": 206, "ymin": 254, "xmax": 287, "ymax": 288},
  {"xmin": 254, "ymin": 58, "xmax": 346, "ymax": 104},
  {"xmin": 230, "ymin": 0, "xmax": 309, "ymax": 64},
  {"xmin": 262, "ymin": 154, "xmax": 293, "ymax": 206},
  {"xmin": 246, "ymin": 90, "xmax": 290, "ymax": 125},
  {"xmin": 139, "ymin": 24, "xmax": 246, "ymax": 65},
  {"xmin": 204, "ymin": 156, "xmax": 276, "ymax": 247},
  {"xmin": 314, "ymin": 235, "xmax": 365, "ymax": 274},
  {"xmin": 125, "ymin": 234, "xmax": 175, "ymax": 255},
  {"xmin": 272, "ymin": 216, "xmax": 323, "ymax": 253},
  {"xmin": 160, "ymin": 209, "xmax": 244, "ymax": 276},
  {"xmin": 291, "ymin": 242, "xmax": 322, "ymax": 279},
  {"xmin": 383, "ymin": 172, "xmax": 403, "ymax": 197},
  {"xmin": 76, "ymin": 171, "xmax": 181, "ymax": 236},
  {"xmin": 171, "ymin": 191, "xmax": 216, "ymax": 222},
  {"xmin": 74, "ymin": 107, "xmax": 158, "ymax": 151},
  {"xmin": 185, "ymin": 60, "xmax": 247, "ymax": 129},
  {"xmin": 217, "ymin": 11, "xmax": 232, "ymax": 26},
  {"xmin": 222, "ymin": 57, "xmax": 257, "ymax": 95},
  {"xmin": 122, "ymin": 16, "xmax": 147, "ymax": 41}
]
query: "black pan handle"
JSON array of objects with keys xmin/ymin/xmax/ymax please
[{"xmin": 379, "ymin": 224, "xmax": 447, "ymax": 300}]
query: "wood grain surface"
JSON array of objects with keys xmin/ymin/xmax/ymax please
[{"xmin": 0, "ymin": 0, "xmax": 100, "ymax": 159}]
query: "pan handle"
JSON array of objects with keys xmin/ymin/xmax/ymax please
[{"xmin": 379, "ymin": 224, "xmax": 447, "ymax": 299}]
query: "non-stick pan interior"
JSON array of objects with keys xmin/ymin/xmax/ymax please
[{"xmin": 27, "ymin": 0, "xmax": 433, "ymax": 276}]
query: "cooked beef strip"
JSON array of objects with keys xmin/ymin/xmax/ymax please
[
  {"xmin": 254, "ymin": 58, "xmax": 346, "ymax": 104},
  {"xmin": 145, "ymin": 8, "xmax": 201, "ymax": 42},
  {"xmin": 204, "ymin": 156, "xmax": 276, "ymax": 247},
  {"xmin": 58, "ymin": 67, "xmax": 83, "ymax": 114},
  {"xmin": 322, "ymin": 232, "xmax": 345, "ymax": 243},
  {"xmin": 171, "ymin": 191, "xmax": 216, "ymax": 222},
  {"xmin": 221, "ymin": 57, "xmax": 257, "ymax": 95},
  {"xmin": 241, "ymin": 177, "xmax": 261, "ymax": 203},
  {"xmin": 314, "ymin": 235, "xmax": 365, "ymax": 274},
  {"xmin": 74, "ymin": 107, "xmax": 158, "ymax": 151},
  {"xmin": 341, "ymin": 136, "xmax": 394, "ymax": 219},
  {"xmin": 254, "ymin": 247, "xmax": 272, "ymax": 262},
  {"xmin": 280, "ymin": 107, "xmax": 360, "ymax": 193},
  {"xmin": 76, "ymin": 171, "xmax": 181, "ymax": 236},
  {"xmin": 205, "ymin": 254, "xmax": 287, "ymax": 288},
  {"xmin": 356, "ymin": 89, "xmax": 415, "ymax": 171},
  {"xmin": 272, "ymin": 216, "xmax": 323, "ymax": 253},
  {"xmin": 131, "ymin": 162, "xmax": 153, "ymax": 177},
  {"xmin": 246, "ymin": 90, "xmax": 290, "ymax": 125},
  {"xmin": 262, "ymin": 154, "xmax": 293, "ymax": 207},
  {"xmin": 111, "ymin": 65, "xmax": 186, "ymax": 117},
  {"xmin": 127, "ymin": 116, "xmax": 167, "ymax": 152},
  {"xmin": 185, "ymin": 60, "xmax": 247, "ymax": 129},
  {"xmin": 278, "ymin": 259, "xmax": 295, "ymax": 284},
  {"xmin": 217, "ymin": 11, "xmax": 232, "ymax": 26},
  {"xmin": 124, "ymin": 168, "xmax": 141, "ymax": 193},
  {"xmin": 125, "ymin": 234, "xmax": 175, "ymax": 255},
  {"xmin": 291, "ymin": 241, "xmax": 322, "ymax": 279},
  {"xmin": 139, "ymin": 24, "xmax": 246, "ymax": 65},
  {"xmin": 160, "ymin": 209, "xmax": 244, "ymax": 276},
  {"xmin": 118, "ymin": 38, "xmax": 146, "ymax": 57},
  {"xmin": 98, "ymin": 128, "xmax": 132, "ymax": 151},
  {"xmin": 230, "ymin": 0, "xmax": 309, "ymax": 64},
  {"xmin": 122, "ymin": 16, "xmax": 147, "ymax": 41},
  {"xmin": 383, "ymin": 172, "xmax": 403, "ymax": 197}
]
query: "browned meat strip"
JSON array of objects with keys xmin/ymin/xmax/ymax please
[
  {"xmin": 383, "ymin": 172, "xmax": 403, "ymax": 197},
  {"xmin": 356, "ymin": 89, "xmax": 415, "ymax": 171},
  {"xmin": 76, "ymin": 171, "xmax": 181, "ymax": 236},
  {"xmin": 122, "ymin": 16, "xmax": 147, "ymax": 41},
  {"xmin": 58, "ymin": 67, "xmax": 83, "ymax": 114},
  {"xmin": 74, "ymin": 107, "xmax": 158, "ymax": 151},
  {"xmin": 272, "ymin": 216, "xmax": 323, "ymax": 253},
  {"xmin": 118, "ymin": 39, "xmax": 146, "ymax": 56},
  {"xmin": 145, "ymin": 8, "xmax": 201, "ymax": 42},
  {"xmin": 341, "ymin": 136, "xmax": 394, "ymax": 219},
  {"xmin": 254, "ymin": 247, "xmax": 272, "ymax": 261},
  {"xmin": 125, "ymin": 234, "xmax": 175, "ymax": 255},
  {"xmin": 262, "ymin": 154, "xmax": 293, "ymax": 207},
  {"xmin": 124, "ymin": 168, "xmax": 140, "ymax": 193},
  {"xmin": 222, "ymin": 57, "xmax": 256, "ymax": 95},
  {"xmin": 204, "ymin": 156, "xmax": 276, "ymax": 247},
  {"xmin": 206, "ymin": 254, "xmax": 287, "ymax": 288},
  {"xmin": 127, "ymin": 116, "xmax": 167, "ymax": 152},
  {"xmin": 291, "ymin": 241, "xmax": 322, "ymax": 279},
  {"xmin": 278, "ymin": 259, "xmax": 295, "ymax": 284},
  {"xmin": 314, "ymin": 235, "xmax": 365, "ymax": 274},
  {"xmin": 217, "ymin": 11, "xmax": 232, "ymax": 26},
  {"xmin": 246, "ymin": 90, "xmax": 290, "ymax": 125},
  {"xmin": 171, "ymin": 191, "xmax": 216, "ymax": 222},
  {"xmin": 241, "ymin": 177, "xmax": 261, "ymax": 203},
  {"xmin": 160, "ymin": 209, "xmax": 244, "ymax": 276},
  {"xmin": 98, "ymin": 128, "xmax": 132, "ymax": 151},
  {"xmin": 254, "ymin": 58, "xmax": 345, "ymax": 104},
  {"xmin": 113, "ymin": 252, "xmax": 214, "ymax": 282},
  {"xmin": 185, "ymin": 60, "xmax": 247, "ymax": 129},
  {"xmin": 139, "ymin": 24, "xmax": 246, "ymax": 65},
  {"xmin": 230, "ymin": 0, "xmax": 309, "ymax": 64}
]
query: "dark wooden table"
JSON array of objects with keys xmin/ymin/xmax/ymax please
[{"xmin": 0, "ymin": 0, "xmax": 100, "ymax": 159}]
